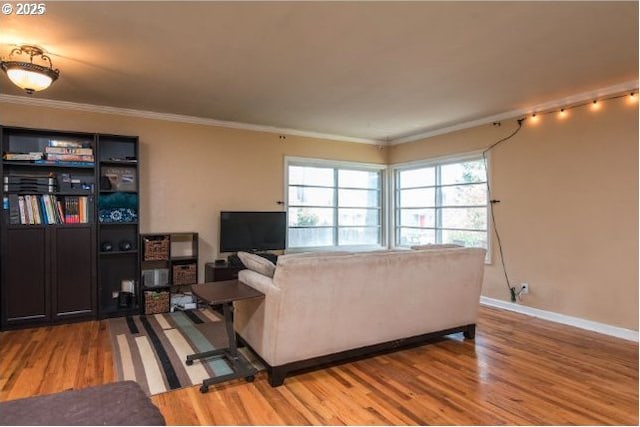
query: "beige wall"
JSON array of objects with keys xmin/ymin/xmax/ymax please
[
  {"xmin": 2, "ymin": 97, "xmax": 637, "ymax": 330},
  {"xmin": 390, "ymin": 97, "xmax": 639, "ymax": 330},
  {"xmin": 0, "ymin": 101, "xmax": 387, "ymax": 281}
]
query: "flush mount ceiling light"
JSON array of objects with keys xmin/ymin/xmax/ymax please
[{"xmin": 1, "ymin": 45, "xmax": 60, "ymax": 94}]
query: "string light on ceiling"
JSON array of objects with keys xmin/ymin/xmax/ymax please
[{"xmin": 524, "ymin": 91, "xmax": 637, "ymax": 125}]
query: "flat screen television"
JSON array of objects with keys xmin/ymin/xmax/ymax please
[{"xmin": 219, "ymin": 211, "xmax": 287, "ymax": 253}]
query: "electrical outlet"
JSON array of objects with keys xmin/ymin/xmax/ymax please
[{"xmin": 520, "ymin": 283, "xmax": 529, "ymax": 295}]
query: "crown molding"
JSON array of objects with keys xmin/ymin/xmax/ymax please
[
  {"xmin": 0, "ymin": 94, "xmax": 382, "ymax": 145},
  {"xmin": 480, "ymin": 296, "xmax": 639, "ymax": 342},
  {"xmin": 390, "ymin": 80, "xmax": 639, "ymax": 145},
  {"xmin": 1, "ymin": 79, "xmax": 636, "ymax": 147}
]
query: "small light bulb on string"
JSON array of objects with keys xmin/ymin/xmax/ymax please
[
  {"xmin": 529, "ymin": 112, "xmax": 539, "ymax": 124},
  {"xmin": 629, "ymin": 92, "xmax": 638, "ymax": 104},
  {"xmin": 591, "ymin": 99, "xmax": 601, "ymax": 111},
  {"xmin": 558, "ymin": 108, "xmax": 567, "ymax": 119}
]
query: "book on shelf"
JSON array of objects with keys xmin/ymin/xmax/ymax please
[
  {"xmin": 45, "ymin": 154, "xmax": 95, "ymax": 162},
  {"xmin": 8, "ymin": 194, "xmax": 90, "ymax": 225},
  {"xmin": 45, "ymin": 146, "xmax": 93, "ymax": 155},
  {"xmin": 3, "ymin": 152, "xmax": 44, "ymax": 161},
  {"xmin": 8, "ymin": 194, "xmax": 20, "ymax": 225},
  {"xmin": 48, "ymin": 139, "xmax": 85, "ymax": 148}
]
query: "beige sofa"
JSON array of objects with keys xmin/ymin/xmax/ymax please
[{"xmin": 235, "ymin": 247, "xmax": 486, "ymax": 386}]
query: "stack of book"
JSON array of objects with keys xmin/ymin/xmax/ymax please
[
  {"xmin": 37, "ymin": 140, "xmax": 95, "ymax": 166},
  {"xmin": 7, "ymin": 194, "xmax": 90, "ymax": 225},
  {"xmin": 2, "ymin": 140, "xmax": 94, "ymax": 166}
]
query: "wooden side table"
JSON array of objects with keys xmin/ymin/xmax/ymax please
[
  {"xmin": 186, "ymin": 280, "xmax": 264, "ymax": 393},
  {"xmin": 204, "ymin": 262, "xmax": 244, "ymax": 282}
]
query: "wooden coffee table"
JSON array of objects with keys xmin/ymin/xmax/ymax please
[{"xmin": 186, "ymin": 280, "xmax": 264, "ymax": 393}]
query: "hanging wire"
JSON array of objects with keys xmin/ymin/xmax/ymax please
[{"xmin": 482, "ymin": 119, "xmax": 524, "ymax": 297}]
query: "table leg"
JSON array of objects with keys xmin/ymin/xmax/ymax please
[{"xmin": 184, "ymin": 301, "xmax": 258, "ymax": 392}]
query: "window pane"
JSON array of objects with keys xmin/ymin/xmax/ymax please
[
  {"xmin": 442, "ymin": 229, "xmax": 487, "ymax": 248},
  {"xmin": 441, "ymin": 183, "xmax": 487, "ymax": 206},
  {"xmin": 288, "ymin": 186, "xmax": 334, "ymax": 207},
  {"xmin": 339, "ymin": 169, "xmax": 379, "ymax": 189},
  {"xmin": 397, "ymin": 227, "xmax": 435, "ymax": 246},
  {"xmin": 442, "ymin": 207, "xmax": 487, "ymax": 230},
  {"xmin": 338, "ymin": 227, "xmax": 379, "ymax": 245},
  {"xmin": 339, "ymin": 208, "xmax": 379, "ymax": 226},
  {"xmin": 398, "ymin": 208, "xmax": 435, "ymax": 227},
  {"xmin": 441, "ymin": 160, "xmax": 486, "ymax": 185},
  {"xmin": 399, "ymin": 188, "xmax": 435, "ymax": 208},
  {"xmin": 288, "ymin": 165, "xmax": 334, "ymax": 187},
  {"xmin": 398, "ymin": 167, "xmax": 435, "ymax": 188},
  {"xmin": 288, "ymin": 207, "xmax": 334, "ymax": 226},
  {"xmin": 289, "ymin": 228, "xmax": 333, "ymax": 247},
  {"xmin": 339, "ymin": 189, "xmax": 379, "ymax": 207}
]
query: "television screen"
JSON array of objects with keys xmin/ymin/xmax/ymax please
[{"xmin": 220, "ymin": 211, "xmax": 287, "ymax": 252}]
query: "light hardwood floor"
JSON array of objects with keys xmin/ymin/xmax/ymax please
[{"xmin": 1, "ymin": 306, "xmax": 637, "ymax": 425}]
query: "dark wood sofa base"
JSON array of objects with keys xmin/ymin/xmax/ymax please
[{"xmin": 240, "ymin": 323, "xmax": 476, "ymax": 387}]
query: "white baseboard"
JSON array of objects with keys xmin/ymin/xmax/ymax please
[{"xmin": 480, "ymin": 296, "xmax": 639, "ymax": 342}]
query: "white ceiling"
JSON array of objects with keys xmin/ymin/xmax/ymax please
[{"xmin": 0, "ymin": 1, "xmax": 637, "ymax": 143}]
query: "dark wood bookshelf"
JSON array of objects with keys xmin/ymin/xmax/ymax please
[
  {"xmin": 1, "ymin": 125, "xmax": 140, "ymax": 330},
  {"xmin": 2, "ymin": 160, "xmax": 95, "ymax": 169},
  {"xmin": 99, "ymin": 190, "xmax": 137, "ymax": 194},
  {"xmin": 99, "ymin": 250, "xmax": 139, "ymax": 256},
  {"xmin": 99, "ymin": 160, "xmax": 138, "ymax": 166},
  {"xmin": 97, "ymin": 135, "xmax": 140, "ymax": 318}
]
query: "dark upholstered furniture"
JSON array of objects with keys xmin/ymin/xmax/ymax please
[{"xmin": 0, "ymin": 381, "xmax": 165, "ymax": 426}]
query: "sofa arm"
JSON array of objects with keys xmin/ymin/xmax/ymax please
[{"xmin": 235, "ymin": 269, "xmax": 281, "ymax": 365}]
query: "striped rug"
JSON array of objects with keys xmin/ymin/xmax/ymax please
[{"xmin": 108, "ymin": 307, "xmax": 263, "ymax": 396}]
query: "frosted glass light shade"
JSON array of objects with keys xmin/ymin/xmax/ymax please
[
  {"xmin": 1, "ymin": 61, "xmax": 59, "ymax": 94},
  {"xmin": 6, "ymin": 67, "xmax": 53, "ymax": 93}
]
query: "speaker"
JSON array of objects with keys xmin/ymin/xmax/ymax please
[{"xmin": 119, "ymin": 240, "xmax": 133, "ymax": 251}]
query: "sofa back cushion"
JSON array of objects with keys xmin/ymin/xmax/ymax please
[
  {"xmin": 266, "ymin": 247, "xmax": 486, "ymax": 365},
  {"xmin": 237, "ymin": 251, "xmax": 276, "ymax": 278}
]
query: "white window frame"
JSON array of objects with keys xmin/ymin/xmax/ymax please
[
  {"xmin": 284, "ymin": 156, "xmax": 387, "ymax": 252},
  {"xmin": 390, "ymin": 151, "xmax": 492, "ymax": 263}
]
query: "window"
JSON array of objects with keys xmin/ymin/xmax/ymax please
[
  {"xmin": 394, "ymin": 156, "xmax": 488, "ymax": 250},
  {"xmin": 286, "ymin": 158, "xmax": 385, "ymax": 249}
]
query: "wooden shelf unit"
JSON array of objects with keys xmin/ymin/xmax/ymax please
[
  {"xmin": 97, "ymin": 135, "xmax": 140, "ymax": 317},
  {"xmin": 140, "ymin": 232, "xmax": 199, "ymax": 313},
  {"xmin": 0, "ymin": 125, "xmax": 140, "ymax": 329}
]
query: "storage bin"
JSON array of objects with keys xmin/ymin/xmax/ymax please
[
  {"xmin": 143, "ymin": 235, "xmax": 169, "ymax": 261},
  {"xmin": 173, "ymin": 263, "xmax": 197, "ymax": 285},
  {"xmin": 144, "ymin": 291, "xmax": 170, "ymax": 314}
]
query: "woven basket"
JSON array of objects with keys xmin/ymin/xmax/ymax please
[
  {"xmin": 144, "ymin": 291, "xmax": 170, "ymax": 314},
  {"xmin": 143, "ymin": 236, "xmax": 169, "ymax": 261},
  {"xmin": 173, "ymin": 263, "xmax": 197, "ymax": 286}
]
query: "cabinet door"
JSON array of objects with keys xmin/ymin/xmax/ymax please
[
  {"xmin": 2, "ymin": 228, "xmax": 49, "ymax": 326},
  {"xmin": 51, "ymin": 226, "xmax": 96, "ymax": 320}
]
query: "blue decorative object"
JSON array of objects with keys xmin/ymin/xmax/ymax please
[
  {"xmin": 99, "ymin": 208, "xmax": 137, "ymax": 223},
  {"xmin": 98, "ymin": 193, "xmax": 138, "ymax": 209}
]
